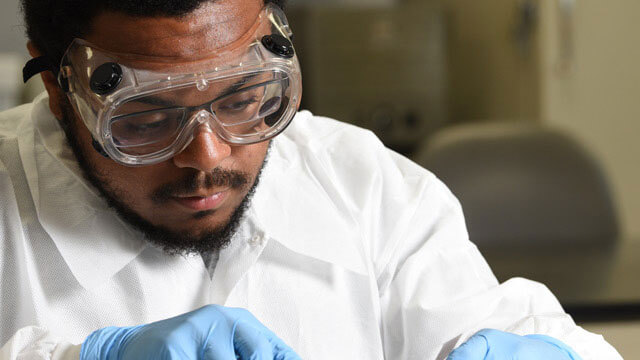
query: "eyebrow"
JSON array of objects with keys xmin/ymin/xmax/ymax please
[
  {"xmin": 133, "ymin": 96, "xmax": 179, "ymax": 108},
  {"xmin": 131, "ymin": 73, "xmax": 261, "ymax": 108}
]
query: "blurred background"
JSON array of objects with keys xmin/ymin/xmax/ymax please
[{"xmin": 2, "ymin": 0, "xmax": 639, "ymax": 357}]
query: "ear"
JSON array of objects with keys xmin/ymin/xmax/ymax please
[{"xmin": 27, "ymin": 41, "xmax": 64, "ymax": 120}]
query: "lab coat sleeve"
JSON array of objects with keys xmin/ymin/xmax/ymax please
[
  {"xmin": 372, "ymin": 151, "xmax": 622, "ymax": 360},
  {"xmin": 0, "ymin": 326, "xmax": 81, "ymax": 360},
  {"xmin": 0, "ymin": 154, "xmax": 82, "ymax": 360}
]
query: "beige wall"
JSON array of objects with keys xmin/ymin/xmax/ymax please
[
  {"xmin": 582, "ymin": 321, "xmax": 640, "ymax": 359},
  {"xmin": 288, "ymin": 0, "xmax": 447, "ymax": 152},
  {"xmin": 445, "ymin": 0, "xmax": 541, "ymax": 122},
  {"xmin": 446, "ymin": 0, "xmax": 639, "ymax": 242},
  {"xmin": 539, "ymin": 0, "xmax": 640, "ymax": 242},
  {"xmin": 0, "ymin": 1, "xmax": 27, "ymax": 55}
]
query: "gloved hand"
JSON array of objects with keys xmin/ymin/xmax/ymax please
[
  {"xmin": 447, "ymin": 329, "xmax": 583, "ymax": 360},
  {"xmin": 79, "ymin": 305, "xmax": 301, "ymax": 360}
]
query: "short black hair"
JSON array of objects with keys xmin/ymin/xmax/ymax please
[{"xmin": 21, "ymin": 0, "xmax": 286, "ymax": 66}]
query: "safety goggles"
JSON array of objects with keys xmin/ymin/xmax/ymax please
[{"xmin": 24, "ymin": 4, "xmax": 302, "ymax": 166}]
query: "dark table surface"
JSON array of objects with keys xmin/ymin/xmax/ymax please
[{"xmin": 482, "ymin": 240, "xmax": 640, "ymax": 322}]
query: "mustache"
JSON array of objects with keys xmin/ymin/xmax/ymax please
[{"xmin": 151, "ymin": 168, "xmax": 250, "ymax": 204}]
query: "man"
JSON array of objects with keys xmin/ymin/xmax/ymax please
[{"xmin": 0, "ymin": 0, "xmax": 622, "ymax": 359}]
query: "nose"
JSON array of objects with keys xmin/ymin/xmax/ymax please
[{"xmin": 172, "ymin": 120, "xmax": 232, "ymax": 172}]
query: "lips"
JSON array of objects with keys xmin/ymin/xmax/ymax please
[{"xmin": 172, "ymin": 190, "xmax": 228, "ymax": 211}]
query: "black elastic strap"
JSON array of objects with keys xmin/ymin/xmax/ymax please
[
  {"xmin": 23, "ymin": 56, "xmax": 58, "ymax": 83},
  {"xmin": 91, "ymin": 138, "xmax": 110, "ymax": 158}
]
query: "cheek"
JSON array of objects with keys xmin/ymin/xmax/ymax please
[
  {"xmin": 73, "ymin": 119, "xmax": 167, "ymax": 204},
  {"xmin": 110, "ymin": 167, "xmax": 166, "ymax": 195},
  {"xmin": 234, "ymin": 141, "xmax": 270, "ymax": 173},
  {"xmin": 96, "ymin": 159, "xmax": 166, "ymax": 210}
]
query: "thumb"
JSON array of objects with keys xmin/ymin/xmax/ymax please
[{"xmin": 447, "ymin": 332, "xmax": 490, "ymax": 360}]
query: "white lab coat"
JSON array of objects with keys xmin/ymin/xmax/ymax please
[{"xmin": 0, "ymin": 94, "xmax": 621, "ymax": 359}]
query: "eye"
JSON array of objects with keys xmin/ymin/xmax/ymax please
[
  {"xmin": 218, "ymin": 97, "xmax": 259, "ymax": 113},
  {"xmin": 111, "ymin": 108, "xmax": 185, "ymax": 147},
  {"xmin": 126, "ymin": 114, "xmax": 171, "ymax": 133}
]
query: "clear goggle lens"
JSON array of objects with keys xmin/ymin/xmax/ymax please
[{"xmin": 109, "ymin": 77, "xmax": 288, "ymax": 156}]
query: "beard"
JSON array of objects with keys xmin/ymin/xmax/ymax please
[{"xmin": 58, "ymin": 101, "xmax": 268, "ymax": 256}]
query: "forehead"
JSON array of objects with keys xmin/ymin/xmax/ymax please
[{"xmin": 85, "ymin": 0, "xmax": 263, "ymax": 61}]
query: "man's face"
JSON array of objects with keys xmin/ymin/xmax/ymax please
[{"xmin": 56, "ymin": 0, "xmax": 270, "ymax": 254}]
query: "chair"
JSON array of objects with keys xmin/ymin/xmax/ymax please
[{"xmin": 414, "ymin": 122, "xmax": 619, "ymax": 250}]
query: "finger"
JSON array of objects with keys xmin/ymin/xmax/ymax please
[
  {"xmin": 225, "ymin": 307, "xmax": 301, "ymax": 359},
  {"xmin": 271, "ymin": 342, "xmax": 302, "ymax": 360},
  {"xmin": 258, "ymin": 330, "xmax": 300, "ymax": 360},
  {"xmin": 273, "ymin": 348, "xmax": 302, "ymax": 360},
  {"xmin": 446, "ymin": 332, "xmax": 490, "ymax": 360},
  {"xmin": 233, "ymin": 320, "xmax": 275, "ymax": 360},
  {"xmin": 233, "ymin": 317, "xmax": 301, "ymax": 360},
  {"xmin": 200, "ymin": 321, "xmax": 236, "ymax": 360}
]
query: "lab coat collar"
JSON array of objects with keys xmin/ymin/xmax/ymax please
[
  {"xmin": 22, "ymin": 94, "xmax": 146, "ymax": 290},
  {"xmin": 249, "ymin": 124, "xmax": 369, "ymax": 276}
]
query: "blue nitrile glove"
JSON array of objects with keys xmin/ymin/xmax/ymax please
[
  {"xmin": 79, "ymin": 305, "xmax": 301, "ymax": 360},
  {"xmin": 447, "ymin": 329, "xmax": 583, "ymax": 360}
]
